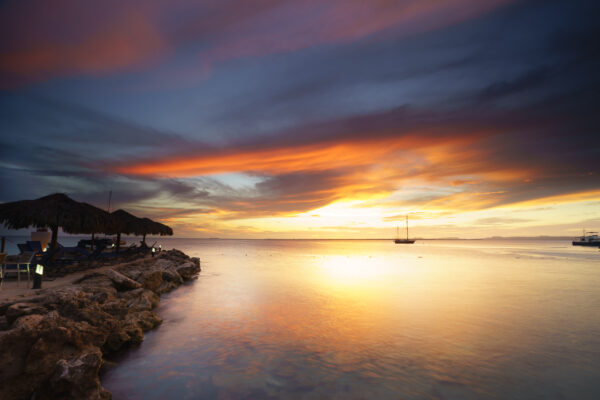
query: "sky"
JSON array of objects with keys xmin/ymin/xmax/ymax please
[{"xmin": 0, "ymin": 0, "xmax": 599, "ymax": 238}]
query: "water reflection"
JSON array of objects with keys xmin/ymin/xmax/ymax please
[{"xmin": 103, "ymin": 240, "xmax": 600, "ymax": 399}]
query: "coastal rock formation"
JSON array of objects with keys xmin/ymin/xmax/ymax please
[{"xmin": 0, "ymin": 249, "xmax": 200, "ymax": 400}]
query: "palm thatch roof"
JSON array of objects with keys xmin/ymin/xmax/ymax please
[
  {"xmin": 109, "ymin": 209, "xmax": 173, "ymax": 250},
  {"xmin": 110, "ymin": 210, "xmax": 173, "ymax": 236},
  {"xmin": 142, "ymin": 217, "xmax": 173, "ymax": 236},
  {"xmin": 0, "ymin": 193, "xmax": 110, "ymax": 234},
  {"xmin": 109, "ymin": 209, "xmax": 147, "ymax": 236}
]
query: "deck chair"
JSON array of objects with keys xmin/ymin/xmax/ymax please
[
  {"xmin": 27, "ymin": 241, "xmax": 44, "ymax": 254},
  {"xmin": 2, "ymin": 252, "xmax": 35, "ymax": 288},
  {"xmin": 17, "ymin": 243, "xmax": 31, "ymax": 254}
]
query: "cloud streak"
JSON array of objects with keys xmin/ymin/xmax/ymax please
[{"xmin": 0, "ymin": 0, "xmax": 513, "ymax": 87}]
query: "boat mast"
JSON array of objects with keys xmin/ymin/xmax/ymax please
[{"xmin": 406, "ymin": 215, "xmax": 409, "ymax": 240}]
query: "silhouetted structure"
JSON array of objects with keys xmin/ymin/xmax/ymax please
[{"xmin": 0, "ymin": 193, "xmax": 110, "ymax": 249}]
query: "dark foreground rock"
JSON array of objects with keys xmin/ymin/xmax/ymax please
[{"xmin": 0, "ymin": 249, "xmax": 200, "ymax": 400}]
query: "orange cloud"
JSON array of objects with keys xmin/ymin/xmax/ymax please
[{"xmin": 109, "ymin": 124, "xmax": 552, "ymax": 219}]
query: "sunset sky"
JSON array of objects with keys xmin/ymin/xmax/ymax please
[{"xmin": 0, "ymin": 0, "xmax": 598, "ymax": 238}]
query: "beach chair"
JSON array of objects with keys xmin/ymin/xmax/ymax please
[
  {"xmin": 27, "ymin": 241, "xmax": 44, "ymax": 254},
  {"xmin": 49, "ymin": 244, "xmax": 91, "ymax": 265},
  {"xmin": 2, "ymin": 252, "xmax": 35, "ymax": 288},
  {"xmin": 17, "ymin": 243, "xmax": 31, "ymax": 254}
]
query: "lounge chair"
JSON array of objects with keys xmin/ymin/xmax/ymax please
[
  {"xmin": 27, "ymin": 241, "xmax": 44, "ymax": 253},
  {"xmin": 17, "ymin": 243, "xmax": 31, "ymax": 254},
  {"xmin": 77, "ymin": 238, "xmax": 113, "ymax": 250},
  {"xmin": 2, "ymin": 252, "xmax": 35, "ymax": 288}
]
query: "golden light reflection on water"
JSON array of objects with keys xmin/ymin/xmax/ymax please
[
  {"xmin": 103, "ymin": 239, "xmax": 600, "ymax": 399},
  {"xmin": 318, "ymin": 254, "xmax": 393, "ymax": 284}
]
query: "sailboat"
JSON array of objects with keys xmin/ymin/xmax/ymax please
[{"xmin": 394, "ymin": 215, "xmax": 415, "ymax": 244}]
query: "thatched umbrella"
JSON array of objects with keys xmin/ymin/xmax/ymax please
[
  {"xmin": 0, "ymin": 193, "xmax": 111, "ymax": 249},
  {"xmin": 141, "ymin": 217, "xmax": 173, "ymax": 245},
  {"xmin": 109, "ymin": 209, "xmax": 146, "ymax": 252},
  {"xmin": 109, "ymin": 210, "xmax": 173, "ymax": 251}
]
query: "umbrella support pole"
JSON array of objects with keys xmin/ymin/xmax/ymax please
[{"xmin": 50, "ymin": 225, "xmax": 58, "ymax": 250}]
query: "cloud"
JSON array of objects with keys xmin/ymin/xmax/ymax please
[
  {"xmin": 477, "ymin": 66, "xmax": 554, "ymax": 102},
  {"xmin": 0, "ymin": 0, "xmax": 168, "ymax": 87},
  {"xmin": 474, "ymin": 217, "xmax": 533, "ymax": 225},
  {"xmin": 2, "ymin": 0, "xmax": 598, "ymax": 238},
  {"xmin": 0, "ymin": 0, "xmax": 514, "ymax": 87},
  {"xmin": 105, "ymin": 92, "xmax": 598, "ymax": 218}
]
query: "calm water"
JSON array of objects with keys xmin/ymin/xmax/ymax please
[{"xmin": 96, "ymin": 239, "xmax": 600, "ymax": 399}]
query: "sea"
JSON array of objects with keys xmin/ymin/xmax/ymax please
[{"xmin": 5, "ymin": 237, "xmax": 600, "ymax": 399}]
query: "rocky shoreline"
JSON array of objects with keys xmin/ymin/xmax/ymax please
[{"xmin": 0, "ymin": 249, "xmax": 200, "ymax": 400}]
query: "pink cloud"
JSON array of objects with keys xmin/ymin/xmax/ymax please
[{"xmin": 0, "ymin": 0, "xmax": 514, "ymax": 87}]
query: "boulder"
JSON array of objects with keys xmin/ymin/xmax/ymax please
[
  {"xmin": 176, "ymin": 261, "xmax": 199, "ymax": 280},
  {"xmin": 48, "ymin": 348, "xmax": 111, "ymax": 400},
  {"xmin": 126, "ymin": 311, "xmax": 162, "ymax": 331},
  {"xmin": 138, "ymin": 269, "xmax": 164, "ymax": 292},
  {"xmin": 106, "ymin": 269, "xmax": 142, "ymax": 291},
  {"xmin": 5, "ymin": 302, "xmax": 48, "ymax": 324},
  {"xmin": 118, "ymin": 288, "xmax": 160, "ymax": 311}
]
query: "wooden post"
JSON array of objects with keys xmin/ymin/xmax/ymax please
[
  {"xmin": 90, "ymin": 232, "xmax": 95, "ymax": 251},
  {"xmin": 50, "ymin": 225, "xmax": 58, "ymax": 249},
  {"xmin": 116, "ymin": 233, "xmax": 121, "ymax": 252}
]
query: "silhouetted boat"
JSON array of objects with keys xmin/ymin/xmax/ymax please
[
  {"xmin": 395, "ymin": 215, "xmax": 415, "ymax": 244},
  {"xmin": 572, "ymin": 231, "xmax": 600, "ymax": 247}
]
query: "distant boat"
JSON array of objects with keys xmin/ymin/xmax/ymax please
[
  {"xmin": 572, "ymin": 230, "xmax": 600, "ymax": 247},
  {"xmin": 395, "ymin": 215, "xmax": 415, "ymax": 244}
]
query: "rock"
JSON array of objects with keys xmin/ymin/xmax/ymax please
[
  {"xmin": 176, "ymin": 261, "xmax": 199, "ymax": 280},
  {"xmin": 12, "ymin": 313, "xmax": 45, "ymax": 330},
  {"xmin": 156, "ymin": 280, "xmax": 176, "ymax": 293},
  {"xmin": 106, "ymin": 269, "xmax": 142, "ymax": 291},
  {"xmin": 48, "ymin": 348, "xmax": 110, "ymax": 400},
  {"xmin": 0, "ymin": 249, "xmax": 199, "ymax": 400},
  {"xmin": 162, "ymin": 266, "xmax": 184, "ymax": 284},
  {"xmin": 103, "ymin": 329, "xmax": 131, "ymax": 353},
  {"xmin": 191, "ymin": 257, "xmax": 201, "ymax": 270},
  {"xmin": 127, "ymin": 311, "xmax": 162, "ymax": 331},
  {"xmin": 5, "ymin": 302, "xmax": 48, "ymax": 324},
  {"xmin": 138, "ymin": 269, "xmax": 164, "ymax": 292},
  {"xmin": 118, "ymin": 288, "xmax": 160, "ymax": 311},
  {"xmin": 0, "ymin": 315, "xmax": 9, "ymax": 331}
]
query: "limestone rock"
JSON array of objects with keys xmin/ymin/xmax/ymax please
[
  {"xmin": 0, "ymin": 249, "xmax": 199, "ymax": 400},
  {"xmin": 106, "ymin": 269, "xmax": 142, "ymax": 291},
  {"xmin": 138, "ymin": 269, "xmax": 164, "ymax": 292},
  {"xmin": 48, "ymin": 348, "xmax": 110, "ymax": 400},
  {"xmin": 5, "ymin": 302, "xmax": 48, "ymax": 324},
  {"xmin": 126, "ymin": 310, "xmax": 163, "ymax": 331},
  {"xmin": 176, "ymin": 261, "xmax": 199, "ymax": 280},
  {"xmin": 119, "ymin": 288, "xmax": 160, "ymax": 311}
]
